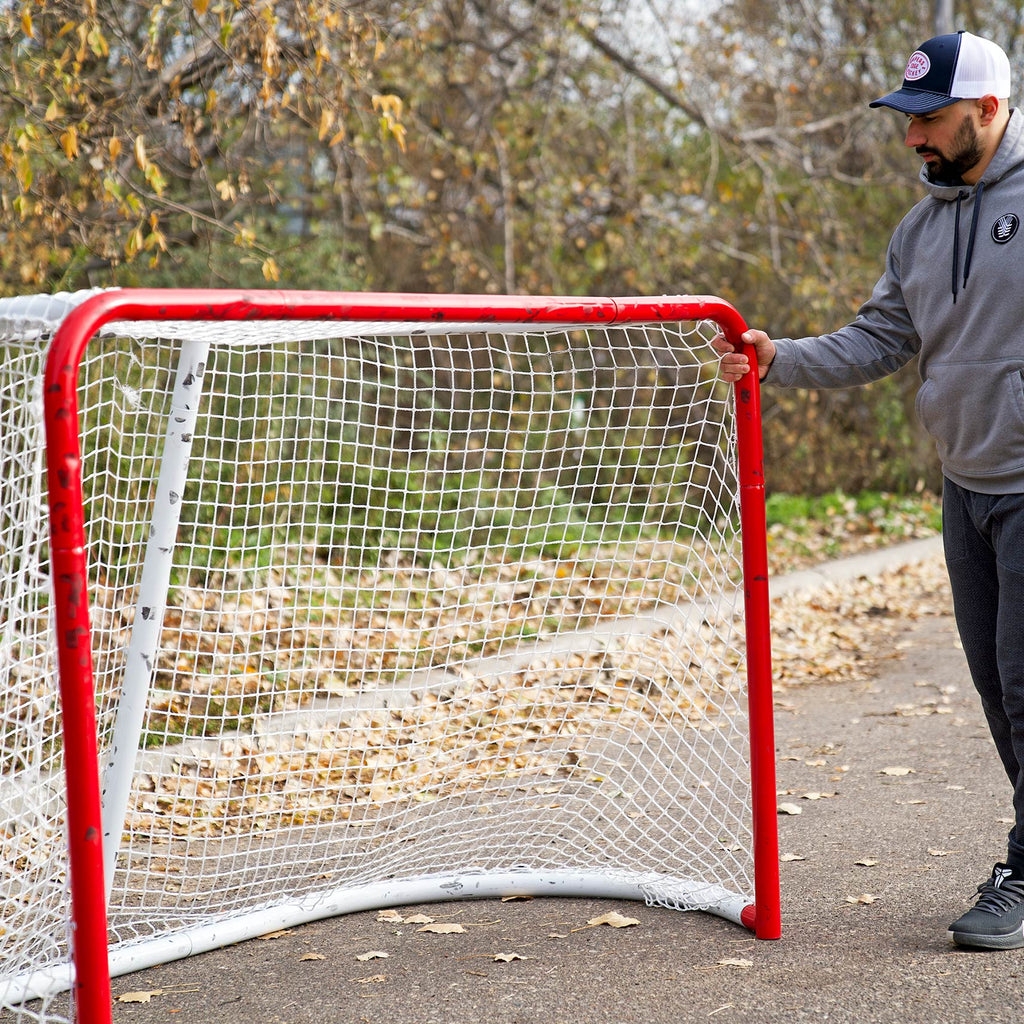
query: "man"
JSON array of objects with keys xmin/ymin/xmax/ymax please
[{"xmin": 714, "ymin": 30, "xmax": 1024, "ymax": 950}]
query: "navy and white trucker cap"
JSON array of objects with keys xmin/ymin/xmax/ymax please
[{"xmin": 870, "ymin": 30, "xmax": 1011, "ymax": 114}]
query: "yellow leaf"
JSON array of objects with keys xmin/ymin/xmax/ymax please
[
  {"xmin": 318, "ymin": 108, "xmax": 334, "ymax": 141},
  {"xmin": 44, "ymin": 100, "xmax": 61, "ymax": 122},
  {"xmin": 59, "ymin": 127, "xmax": 78, "ymax": 160},
  {"xmin": 417, "ymin": 923, "xmax": 465, "ymax": 934},
  {"xmin": 125, "ymin": 225, "xmax": 144, "ymax": 259},
  {"xmin": 134, "ymin": 135, "xmax": 147, "ymax": 169},
  {"xmin": 845, "ymin": 893, "xmax": 878, "ymax": 905},
  {"xmin": 21, "ymin": 9, "xmax": 33, "ymax": 37},
  {"xmin": 261, "ymin": 258, "xmax": 280, "ymax": 283},
  {"xmin": 585, "ymin": 911, "xmax": 639, "ymax": 929},
  {"xmin": 193, "ymin": 0, "xmax": 209, "ymax": 13},
  {"xmin": 117, "ymin": 990, "xmax": 163, "ymax": 1004}
]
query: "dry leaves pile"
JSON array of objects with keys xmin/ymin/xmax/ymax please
[
  {"xmin": 89, "ymin": 536, "xmax": 752, "ymax": 845},
  {"xmin": 3, "ymin": 500, "xmax": 948, "ymax": 916},
  {"xmin": 770, "ymin": 555, "xmax": 950, "ymax": 689},
  {"xmin": 89, "ymin": 539, "xmax": 734, "ymax": 736},
  {"xmin": 114, "ymin": 508, "xmax": 947, "ymax": 846}
]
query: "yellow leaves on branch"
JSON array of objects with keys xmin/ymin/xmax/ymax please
[
  {"xmin": 372, "ymin": 93, "xmax": 407, "ymax": 152},
  {"xmin": 132, "ymin": 134, "xmax": 167, "ymax": 195},
  {"xmin": 75, "ymin": 19, "xmax": 109, "ymax": 62},
  {"xmin": 318, "ymin": 108, "xmax": 346, "ymax": 147},
  {"xmin": 124, "ymin": 213, "xmax": 168, "ymax": 263}
]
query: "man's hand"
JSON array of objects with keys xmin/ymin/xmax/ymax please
[{"xmin": 711, "ymin": 329, "xmax": 777, "ymax": 383}]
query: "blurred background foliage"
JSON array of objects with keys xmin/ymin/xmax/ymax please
[{"xmin": 4, "ymin": 0, "xmax": 1022, "ymax": 496}]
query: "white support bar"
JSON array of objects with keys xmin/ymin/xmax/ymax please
[
  {"xmin": 0, "ymin": 869, "xmax": 748, "ymax": 1004},
  {"xmin": 100, "ymin": 338, "xmax": 211, "ymax": 897}
]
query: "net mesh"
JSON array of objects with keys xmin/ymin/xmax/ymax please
[{"xmin": 1, "ymin": 300, "xmax": 754, "ymax": 1020}]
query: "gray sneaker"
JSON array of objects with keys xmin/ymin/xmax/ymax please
[{"xmin": 948, "ymin": 864, "xmax": 1024, "ymax": 950}]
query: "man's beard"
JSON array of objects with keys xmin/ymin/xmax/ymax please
[{"xmin": 918, "ymin": 113, "xmax": 985, "ymax": 183}]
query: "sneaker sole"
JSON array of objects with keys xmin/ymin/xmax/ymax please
[{"xmin": 948, "ymin": 925, "xmax": 1024, "ymax": 950}]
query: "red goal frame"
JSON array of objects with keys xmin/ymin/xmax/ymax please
[{"xmin": 42, "ymin": 289, "xmax": 779, "ymax": 1023}]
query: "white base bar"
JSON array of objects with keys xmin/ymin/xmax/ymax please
[{"xmin": 1, "ymin": 870, "xmax": 750, "ymax": 1005}]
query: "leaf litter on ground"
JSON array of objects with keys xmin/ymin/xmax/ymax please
[{"xmin": 91, "ymin": 491, "xmax": 948, "ymax": 859}]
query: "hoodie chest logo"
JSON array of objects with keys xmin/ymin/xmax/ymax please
[{"xmin": 992, "ymin": 214, "xmax": 1020, "ymax": 244}]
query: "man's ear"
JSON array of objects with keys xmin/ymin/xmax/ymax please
[{"xmin": 977, "ymin": 94, "xmax": 1002, "ymax": 126}]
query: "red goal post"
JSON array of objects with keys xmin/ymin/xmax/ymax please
[{"xmin": 37, "ymin": 289, "xmax": 778, "ymax": 1023}]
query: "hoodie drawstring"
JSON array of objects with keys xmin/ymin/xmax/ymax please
[
  {"xmin": 953, "ymin": 182, "xmax": 986, "ymax": 303},
  {"xmin": 953, "ymin": 191, "xmax": 963, "ymax": 302}
]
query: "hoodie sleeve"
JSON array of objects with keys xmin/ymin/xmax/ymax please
[{"xmin": 768, "ymin": 227, "xmax": 922, "ymax": 389}]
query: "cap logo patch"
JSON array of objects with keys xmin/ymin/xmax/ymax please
[
  {"xmin": 992, "ymin": 213, "xmax": 1020, "ymax": 244},
  {"xmin": 904, "ymin": 50, "xmax": 931, "ymax": 81}
]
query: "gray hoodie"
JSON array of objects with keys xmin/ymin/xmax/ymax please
[{"xmin": 769, "ymin": 108, "xmax": 1024, "ymax": 494}]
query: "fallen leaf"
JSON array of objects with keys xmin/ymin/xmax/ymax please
[
  {"xmin": 299, "ymin": 953, "xmax": 326, "ymax": 962},
  {"xmin": 493, "ymin": 952, "xmax": 528, "ymax": 962},
  {"xmin": 880, "ymin": 766, "xmax": 913, "ymax": 777},
  {"xmin": 403, "ymin": 913, "xmax": 435, "ymax": 924},
  {"xmin": 259, "ymin": 929, "xmax": 294, "ymax": 940},
  {"xmin": 717, "ymin": 958, "xmax": 753, "ymax": 969},
  {"xmin": 780, "ymin": 853, "xmax": 806, "ymax": 862},
  {"xmin": 355, "ymin": 950, "xmax": 390, "ymax": 961},
  {"xmin": 778, "ymin": 802, "xmax": 802, "ymax": 816},
  {"xmin": 928, "ymin": 848, "xmax": 954, "ymax": 857},
  {"xmin": 846, "ymin": 893, "xmax": 878, "ymax": 905},
  {"xmin": 376, "ymin": 909, "xmax": 404, "ymax": 923},
  {"xmin": 356, "ymin": 974, "xmax": 387, "ymax": 985},
  {"xmin": 854, "ymin": 858, "xmax": 878, "ymax": 867},
  {"xmin": 418, "ymin": 923, "xmax": 466, "ymax": 934},
  {"xmin": 585, "ymin": 911, "xmax": 640, "ymax": 929},
  {"xmin": 117, "ymin": 991, "xmax": 163, "ymax": 1004}
]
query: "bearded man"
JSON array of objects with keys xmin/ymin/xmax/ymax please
[{"xmin": 715, "ymin": 30, "xmax": 1024, "ymax": 950}]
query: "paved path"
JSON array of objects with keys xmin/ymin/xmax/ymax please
[{"xmin": 110, "ymin": 542, "xmax": 1024, "ymax": 1024}]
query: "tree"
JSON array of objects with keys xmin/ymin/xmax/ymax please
[
  {"xmin": 8, "ymin": 0, "xmax": 1022, "ymax": 492},
  {"xmin": 1, "ymin": 1, "xmax": 409, "ymax": 290}
]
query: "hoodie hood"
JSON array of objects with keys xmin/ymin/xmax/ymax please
[{"xmin": 921, "ymin": 110, "xmax": 1024, "ymax": 301}]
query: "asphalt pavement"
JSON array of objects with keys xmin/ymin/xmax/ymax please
[{"xmin": 108, "ymin": 537, "xmax": 1024, "ymax": 1024}]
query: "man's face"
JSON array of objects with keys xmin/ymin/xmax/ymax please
[{"xmin": 905, "ymin": 101, "xmax": 984, "ymax": 183}]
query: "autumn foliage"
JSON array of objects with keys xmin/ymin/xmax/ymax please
[{"xmin": 4, "ymin": 0, "xmax": 1014, "ymax": 493}]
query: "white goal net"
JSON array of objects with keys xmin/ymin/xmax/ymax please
[{"xmin": 0, "ymin": 290, "xmax": 776, "ymax": 1023}]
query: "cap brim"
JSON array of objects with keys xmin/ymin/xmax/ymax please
[{"xmin": 869, "ymin": 88, "xmax": 959, "ymax": 114}]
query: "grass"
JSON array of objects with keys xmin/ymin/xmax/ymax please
[{"xmin": 764, "ymin": 488, "xmax": 942, "ymax": 572}]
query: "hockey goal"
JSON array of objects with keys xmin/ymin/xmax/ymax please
[{"xmin": 0, "ymin": 289, "xmax": 777, "ymax": 1024}]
